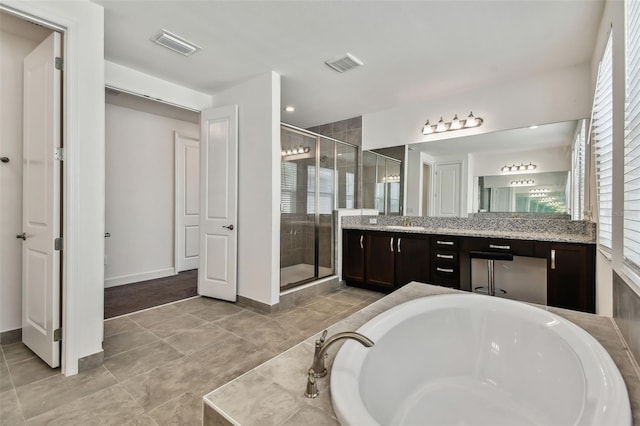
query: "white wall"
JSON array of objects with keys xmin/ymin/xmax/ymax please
[
  {"xmin": 104, "ymin": 103, "xmax": 198, "ymax": 287},
  {"xmin": 0, "ymin": 17, "xmax": 51, "ymax": 333},
  {"xmin": 2, "ymin": 0, "xmax": 106, "ymax": 375},
  {"xmin": 362, "ymin": 64, "xmax": 591, "ymax": 150},
  {"xmin": 105, "ymin": 61, "xmax": 212, "ymax": 111},
  {"xmin": 210, "ymin": 72, "xmax": 281, "ymax": 306}
]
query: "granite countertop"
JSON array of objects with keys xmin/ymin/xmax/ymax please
[
  {"xmin": 203, "ymin": 283, "xmax": 639, "ymax": 426},
  {"xmin": 342, "ymin": 224, "xmax": 596, "ymax": 244}
]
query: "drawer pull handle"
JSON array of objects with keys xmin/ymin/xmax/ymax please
[
  {"xmin": 360, "ymin": 235, "xmax": 363, "ymax": 249},
  {"xmin": 436, "ymin": 254, "xmax": 454, "ymax": 259},
  {"xmin": 436, "ymin": 240, "xmax": 454, "ymax": 246},
  {"xmin": 551, "ymin": 249, "xmax": 556, "ymax": 270},
  {"xmin": 390, "ymin": 237, "xmax": 394, "ymax": 252},
  {"xmin": 489, "ymin": 244, "xmax": 511, "ymax": 250},
  {"xmin": 397, "ymin": 238, "xmax": 401, "ymax": 253},
  {"xmin": 436, "ymin": 267, "xmax": 454, "ymax": 273}
]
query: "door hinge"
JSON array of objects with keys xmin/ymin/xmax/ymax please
[
  {"xmin": 53, "ymin": 328, "xmax": 62, "ymax": 342},
  {"xmin": 54, "ymin": 237, "xmax": 63, "ymax": 251},
  {"xmin": 55, "ymin": 57, "xmax": 63, "ymax": 71},
  {"xmin": 55, "ymin": 147, "xmax": 65, "ymax": 161}
]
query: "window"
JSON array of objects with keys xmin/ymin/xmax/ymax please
[
  {"xmin": 572, "ymin": 120, "xmax": 587, "ymax": 220},
  {"xmin": 591, "ymin": 34, "xmax": 613, "ymax": 249},
  {"xmin": 307, "ymin": 166, "xmax": 334, "ymax": 214},
  {"xmin": 345, "ymin": 172, "xmax": 355, "ymax": 209},
  {"xmin": 280, "ymin": 161, "xmax": 297, "ymax": 213},
  {"xmin": 626, "ymin": 0, "xmax": 640, "ymax": 274}
]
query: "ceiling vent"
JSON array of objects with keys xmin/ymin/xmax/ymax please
[
  {"xmin": 152, "ymin": 30, "xmax": 201, "ymax": 57},
  {"xmin": 325, "ymin": 53, "xmax": 364, "ymax": 73}
]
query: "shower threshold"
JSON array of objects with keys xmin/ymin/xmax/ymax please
[{"xmin": 280, "ymin": 263, "xmax": 333, "ymax": 291}]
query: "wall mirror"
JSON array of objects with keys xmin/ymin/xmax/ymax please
[
  {"xmin": 391, "ymin": 119, "xmax": 587, "ymax": 218},
  {"xmin": 476, "ymin": 171, "xmax": 570, "ymax": 214}
]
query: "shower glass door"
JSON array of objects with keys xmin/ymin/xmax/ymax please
[
  {"xmin": 280, "ymin": 125, "xmax": 355, "ymax": 290},
  {"xmin": 280, "ymin": 127, "xmax": 317, "ymax": 288}
]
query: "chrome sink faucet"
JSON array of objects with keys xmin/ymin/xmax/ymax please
[{"xmin": 305, "ymin": 329, "xmax": 374, "ymax": 398}]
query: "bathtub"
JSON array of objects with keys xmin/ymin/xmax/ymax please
[{"xmin": 331, "ymin": 294, "xmax": 631, "ymax": 425}]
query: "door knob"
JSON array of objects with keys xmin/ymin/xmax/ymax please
[
  {"xmin": 222, "ymin": 224, "xmax": 234, "ymax": 230},
  {"xmin": 104, "ymin": 232, "xmax": 111, "ymax": 238},
  {"xmin": 0, "ymin": 157, "xmax": 9, "ymax": 163},
  {"xmin": 16, "ymin": 232, "xmax": 27, "ymax": 240}
]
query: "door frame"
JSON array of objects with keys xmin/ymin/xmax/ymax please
[
  {"xmin": 1, "ymin": 2, "xmax": 88, "ymax": 376},
  {"xmin": 174, "ymin": 132, "xmax": 200, "ymax": 273}
]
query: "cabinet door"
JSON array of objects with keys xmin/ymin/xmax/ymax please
[
  {"xmin": 547, "ymin": 243, "xmax": 595, "ymax": 313},
  {"xmin": 395, "ymin": 235, "xmax": 430, "ymax": 288},
  {"xmin": 343, "ymin": 230, "xmax": 365, "ymax": 284},
  {"xmin": 366, "ymin": 232, "xmax": 396, "ymax": 289}
]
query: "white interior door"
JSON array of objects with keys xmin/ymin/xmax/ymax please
[
  {"xmin": 175, "ymin": 132, "xmax": 200, "ymax": 272},
  {"xmin": 198, "ymin": 105, "xmax": 238, "ymax": 301},
  {"xmin": 21, "ymin": 32, "xmax": 62, "ymax": 368},
  {"xmin": 435, "ymin": 162, "xmax": 461, "ymax": 217}
]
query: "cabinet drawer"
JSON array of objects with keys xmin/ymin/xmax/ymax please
[
  {"xmin": 432, "ymin": 237, "xmax": 458, "ymax": 249},
  {"xmin": 433, "ymin": 250, "xmax": 458, "ymax": 263},
  {"xmin": 431, "ymin": 264, "xmax": 459, "ymax": 288},
  {"xmin": 461, "ymin": 237, "xmax": 535, "ymax": 257}
]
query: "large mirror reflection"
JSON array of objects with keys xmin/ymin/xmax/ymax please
[
  {"xmin": 476, "ymin": 171, "xmax": 570, "ymax": 214},
  {"xmin": 389, "ymin": 119, "xmax": 588, "ymax": 219}
]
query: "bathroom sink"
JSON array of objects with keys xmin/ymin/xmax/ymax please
[{"xmin": 385, "ymin": 225, "xmax": 426, "ymax": 231}]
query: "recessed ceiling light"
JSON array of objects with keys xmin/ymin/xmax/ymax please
[
  {"xmin": 529, "ymin": 125, "xmax": 539, "ymax": 129},
  {"xmin": 284, "ymin": 106, "xmax": 295, "ymax": 112},
  {"xmin": 152, "ymin": 30, "xmax": 201, "ymax": 57}
]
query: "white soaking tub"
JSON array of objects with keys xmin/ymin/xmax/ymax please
[{"xmin": 331, "ymin": 294, "xmax": 631, "ymax": 426}]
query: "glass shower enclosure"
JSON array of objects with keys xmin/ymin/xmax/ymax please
[{"xmin": 280, "ymin": 124, "xmax": 359, "ymax": 290}]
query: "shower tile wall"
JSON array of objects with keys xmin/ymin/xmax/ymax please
[
  {"xmin": 307, "ymin": 116, "xmax": 362, "ymax": 147},
  {"xmin": 308, "ymin": 116, "xmax": 362, "ymax": 210}
]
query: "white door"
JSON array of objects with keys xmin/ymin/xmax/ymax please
[
  {"xmin": 175, "ymin": 132, "xmax": 200, "ymax": 272},
  {"xmin": 435, "ymin": 162, "xmax": 461, "ymax": 217},
  {"xmin": 198, "ymin": 105, "xmax": 238, "ymax": 301},
  {"xmin": 21, "ymin": 32, "xmax": 62, "ymax": 368}
]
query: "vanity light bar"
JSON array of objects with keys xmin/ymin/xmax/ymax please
[
  {"xmin": 382, "ymin": 175, "xmax": 401, "ymax": 183},
  {"xmin": 511, "ymin": 179, "xmax": 535, "ymax": 186},
  {"xmin": 281, "ymin": 146, "xmax": 311, "ymax": 157},
  {"xmin": 422, "ymin": 112, "xmax": 483, "ymax": 135},
  {"xmin": 501, "ymin": 163, "xmax": 536, "ymax": 173}
]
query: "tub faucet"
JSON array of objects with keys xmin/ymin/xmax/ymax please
[
  {"xmin": 305, "ymin": 329, "xmax": 374, "ymax": 398},
  {"xmin": 311, "ymin": 329, "xmax": 374, "ymax": 378}
]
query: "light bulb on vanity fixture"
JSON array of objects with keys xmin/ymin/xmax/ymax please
[{"xmin": 421, "ymin": 111, "xmax": 483, "ymax": 135}]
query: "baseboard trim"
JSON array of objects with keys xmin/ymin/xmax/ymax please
[
  {"xmin": 104, "ymin": 268, "xmax": 176, "ymax": 288},
  {"xmin": 236, "ymin": 295, "xmax": 278, "ymax": 314},
  {"xmin": 0, "ymin": 328, "xmax": 21, "ymax": 345},
  {"xmin": 78, "ymin": 350, "xmax": 104, "ymax": 373}
]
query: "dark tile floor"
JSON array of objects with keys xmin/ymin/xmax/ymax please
[
  {"xmin": 104, "ymin": 270, "xmax": 198, "ymax": 319},
  {"xmin": 0, "ymin": 286, "xmax": 383, "ymax": 425}
]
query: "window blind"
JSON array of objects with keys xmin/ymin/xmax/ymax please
[
  {"xmin": 280, "ymin": 162, "xmax": 297, "ymax": 213},
  {"xmin": 307, "ymin": 166, "xmax": 334, "ymax": 214},
  {"xmin": 625, "ymin": 0, "xmax": 640, "ymax": 274},
  {"xmin": 592, "ymin": 34, "xmax": 613, "ymax": 249},
  {"xmin": 572, "ymin": 120, "xmax": 586, "ymax": 220}
]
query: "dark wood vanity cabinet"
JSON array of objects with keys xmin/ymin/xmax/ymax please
[
  {"xmin": 344, "ymin": 228, "xmax": 596, "ymax": 314},
  {"xmin": 342, "ymin": 229, "xmax": 430, "ymax": 292},
  {"xmin": 365, "ymin": 232, "xmax": 396, "ymax": 290},
  {"xmin": 431, "ymin": 237, "xmax": 459, "ymax": 288},
  {"xmin": 395, "ymin": 234, "xmax": 430, "ymax": 287},
  {"xmin": 342, "ymin": 230, "xmax": 365, "ymax": 285},
  {"xmin": 545, "ymin": 242, "xmax": 596, "ymax": 313}
]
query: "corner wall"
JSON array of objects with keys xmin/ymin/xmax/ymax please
[{"xmin": 210, "ymin": 72, "xmax": 281, "ymax": 306}]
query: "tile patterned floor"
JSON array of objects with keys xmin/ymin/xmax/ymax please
[{"xmin": 0, "ymin": 286, "xmax": 382, "ymax": 425}]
